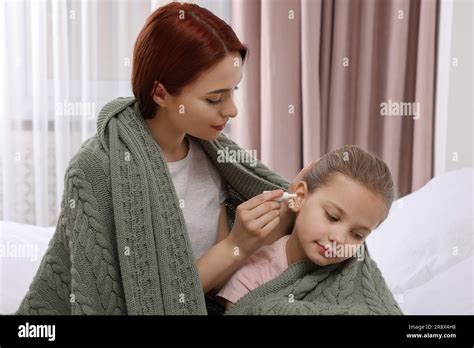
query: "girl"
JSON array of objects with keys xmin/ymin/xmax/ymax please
[{"xmin": 216, "ymin": 145, "xmax": 396, "ymax": 311}]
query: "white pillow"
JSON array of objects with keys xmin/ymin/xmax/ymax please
[
  {"xmin": 367, "ymin": 168, "xmax": 473, "ymax": 314},
  {"xmin": 0, "ymin": 221, "xmax": 55, "ymax": 314},
  {"xmin": 398, "ymin": 255, "xmax": 473, "ymax": 314}
]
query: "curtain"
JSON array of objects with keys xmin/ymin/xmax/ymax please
[
  {"xmin": 0, "ymin": 0, "xmax": 438, "ymax": 225},
  {"xmin": 0, "ymin": 0, "xmax": 230, "ymax": 226},
  {"xmin": 230, "ymin": 0, "xmax": 438, "ymax": 197}
]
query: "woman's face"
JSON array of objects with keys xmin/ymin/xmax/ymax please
[
  {"xmin": 152, "ymin": 52, "xmax": 243, "ymax": 141},
  {"xmin": 290, "ymin": 173, "xmax": 388, "ymax": 266}
]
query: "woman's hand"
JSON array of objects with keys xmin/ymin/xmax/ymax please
[
  {"xmin": 199, "ymin": 193, "xmax": 283, "ymax": 294},
  {"xmin": 199, "ymin": 162, "xmax": 318, "ymax": 294},
  {"xmin": 227, "ymin": 189, "xmax": 285, "ymax": 257},
  {"xmin": 263, "ymin": 160, "xmax": 319, "ymax": 245}
]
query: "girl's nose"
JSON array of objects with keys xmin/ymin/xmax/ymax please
[{"xmin": 328, "ymin": 228, "xmax": 345, "ymax": 245}]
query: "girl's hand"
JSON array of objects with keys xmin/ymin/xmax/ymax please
[{"xmin": 227, "ymin": 189, "xmax": 284, "ymax": 257}]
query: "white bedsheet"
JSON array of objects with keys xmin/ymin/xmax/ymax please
[{"xmin": 0, "ymin": 221, "xmax": 54, "ymax": 314}]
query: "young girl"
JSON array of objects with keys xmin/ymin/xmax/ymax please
[{"xmin": 216, "ymin": 145, "xmax": 396, "ymax": 311}]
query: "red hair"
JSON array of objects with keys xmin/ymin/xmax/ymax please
[{"xmin": 132, "ymin": 2, "xmax": 248, "ymax": 119}]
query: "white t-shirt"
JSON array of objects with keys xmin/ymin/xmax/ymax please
[{"xmin": 167, "ymin": 136, "xmax": 228, "ymax": 260}]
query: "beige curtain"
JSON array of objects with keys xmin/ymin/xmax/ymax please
[{"xmin": 230, "ymin": 0, "xmax": 437, "ymax": 197}]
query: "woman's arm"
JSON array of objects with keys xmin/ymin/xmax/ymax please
[
  {"xmin": 198, "ymin": 188, "xmax": 300, "ymax": 295},
  {"xmin": 215, "ymin": 203, "xmax": 230, "ymax": 244},
  {"xmin": 197, "ymin": 204, "xmax": 247, "ymax": 294},
  {"xmin": 197, "ymin": 161, "xmax": 318, "ymax": 296},
  {"xmin": 224, "ymin": 300, "xmax": 234, "ymax": 311}
]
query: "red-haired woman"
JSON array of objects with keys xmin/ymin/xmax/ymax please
[{"xmin": 17, "ymin": 2, "xmax": 314, "ymax": 315}]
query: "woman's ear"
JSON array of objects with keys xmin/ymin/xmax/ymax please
[
  {"xmin": 288, "ymin": 181, "xmax": 309, "ymax": 213},
  {"xmin": 151, "ymin": 81, "xmax": 169, "ymax": 107}
]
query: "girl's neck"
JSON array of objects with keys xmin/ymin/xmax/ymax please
[{"xmin": 285, "ymin": 231, "xmax": 308, "ymax": 266}]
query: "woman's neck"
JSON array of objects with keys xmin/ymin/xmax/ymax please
[{"xmin": 145, "ymin": 113, "xmax": 189, "ymax": 162}]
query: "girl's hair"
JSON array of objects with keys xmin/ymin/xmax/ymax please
[
  {"xmin": 132, "ymin": 2, "xmax": 248, "ymax": 119},
  {"xmin": 304, "ymin": 145, "xmax": 397, "ymax": 219}
]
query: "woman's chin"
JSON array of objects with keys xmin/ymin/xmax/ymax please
[
  {"xmin": 208, "ymin": 134, "xmax": 221, "ymax": 141},
  {"xmin": 189, "ymin": 131, "xmax": 221, "ymax": 141}
]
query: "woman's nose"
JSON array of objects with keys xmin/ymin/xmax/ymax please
[{"xmin": 221, "ymin": 96, "xmax": 238, "ymax": 119}]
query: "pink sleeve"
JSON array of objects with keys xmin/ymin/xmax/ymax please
[{"xmin": 215, "ymin": 264, "xmax": 260, "ymax": 304}]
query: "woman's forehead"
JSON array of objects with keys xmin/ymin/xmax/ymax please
[{"xmin": 190, "ymin": 54, "xmax": 243, "ymax": 92}]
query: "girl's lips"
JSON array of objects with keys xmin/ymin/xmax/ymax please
[{"xmin": 315, "ymin": 242, "xmax": 328, "ymax": 254}]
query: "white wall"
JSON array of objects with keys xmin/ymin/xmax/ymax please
[{"xmin": 435, "ymin": 0, "xmax": 473, "ymax": 176}]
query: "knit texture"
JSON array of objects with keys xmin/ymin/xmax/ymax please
[
  {"xmin": 15, "ymin": 97, "xmax": 291, "ymax": 315},
  {"xmin": 15, "ymin": 97, "xmax": 401, "ymax": 315},
  {"xmin": 226, "ymin": 246, "xmax": 403, "ymax": 315}
]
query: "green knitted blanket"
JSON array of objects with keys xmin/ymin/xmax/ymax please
[
  {"xmin": 16, "ymin": 97, "xmax": 290, "ymax": 315},
  {"xmin": 16, "ymin": 96, "xmax": 400, "ymax": 315},
  {"xmin": 226, "ymin": 246, "xmax": 403, "ymax": 315}
]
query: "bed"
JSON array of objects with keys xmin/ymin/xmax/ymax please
[{"xmin": 1, "ymin": 168, "xmax": 472, "ymax": 315}]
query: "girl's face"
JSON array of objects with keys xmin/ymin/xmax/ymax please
[
  {"xmin": 290, "ymin": 173, "xmax": 388, "ymax": 266},
  {"xmin": 151, "ymin": 52, "xmax": 243, "ymax": 141}
]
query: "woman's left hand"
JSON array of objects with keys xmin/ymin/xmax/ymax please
[{"xmin": 263, "ymin": 159, "xmax": 318, "ymax": 245}]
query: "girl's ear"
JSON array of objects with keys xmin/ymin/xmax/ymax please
[{"xmin": 288, "ymin": 181, "xmax": 309, "ymax": 213}]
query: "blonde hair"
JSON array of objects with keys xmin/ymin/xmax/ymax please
[{"xmin": 304, "ymin": 145, "xmax": 397, "ymax": 220}]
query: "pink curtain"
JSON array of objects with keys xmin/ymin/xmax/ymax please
[{"xmin": 230, "ymin": 0, "xmax": 437, "ymax": 196}]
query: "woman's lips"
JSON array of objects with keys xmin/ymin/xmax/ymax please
[{"xmin": 211, "ymin": 124, "xmax": 225, "ymax": 131}]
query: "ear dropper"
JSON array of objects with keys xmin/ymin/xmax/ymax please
[{"xmin": 263, "ymin": 191, "xmax": 297, "ymax": 202}]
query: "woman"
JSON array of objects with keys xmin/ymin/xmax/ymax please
[{"xmin": 16, "ymin": 2, "xmax": 314, "ymax": 315}]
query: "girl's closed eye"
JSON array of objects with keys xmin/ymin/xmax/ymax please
[
  {"xmin": 325, "ymin": 210, "xmax": 339, "ymax": 222},
  {"xmin": 352, "ymin": 232, "xmax": 364, "ymax": 240}
]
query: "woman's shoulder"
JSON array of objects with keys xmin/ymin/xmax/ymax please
[{"xmin": 66, "ymin": 135, "xmax": 110, "ymax": 181}]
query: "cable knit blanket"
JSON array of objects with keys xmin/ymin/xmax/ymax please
[
  {"xmin": 15, "ymin": 97, "xmax": 291, "ymax": 315},
  {"xmin": 226, "ymin": 246, "xmax": 403, "ymax": 315},
  {"xmin": 15, "ymin": 96, "xmax": 401, "ymax": 315}
]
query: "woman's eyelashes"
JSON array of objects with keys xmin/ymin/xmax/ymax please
[
  {"xmin": 206, "ymin": 86, "xmax": 239, "ymax": 105},
  {"xmin": 207, "ymin": 98, "xmax": 222, "ymax": 105}
]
